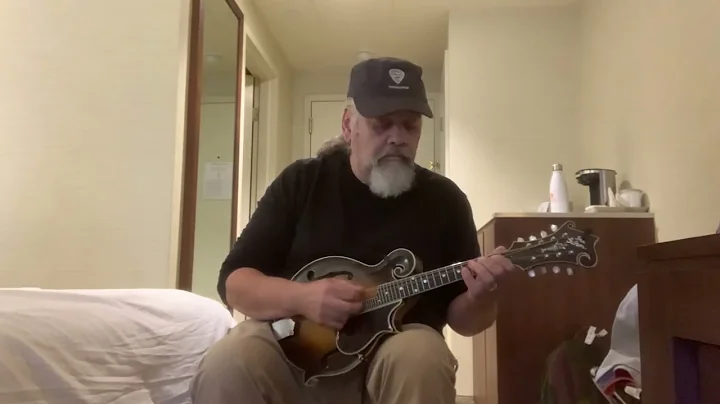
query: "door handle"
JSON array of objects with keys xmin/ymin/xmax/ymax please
[{"xmin": 429, "ymin": 161, "xmax": 440, "ymax": 170}]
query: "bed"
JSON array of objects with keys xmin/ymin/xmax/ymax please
[{"xmin": 0, "ymin": 288, "xmax": 236, "ymax": 404}]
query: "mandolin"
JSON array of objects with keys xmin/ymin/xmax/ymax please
[{"xmin": 272, "ymin": 220, "xmax": 600, "ymax": 386}]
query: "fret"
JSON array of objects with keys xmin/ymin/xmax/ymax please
[
  {"xmin": 384, "ymin": 284, "xmax": 393, "ymax": 303},
  {"xmin": 398, "ymin": 279, "xmax": 408, "ymax": 295},
  {"xmin": 363, "ymin": 259, "xmax": 512, "ymax": 312},
  {"xmin": 363, "ymin": 259, "xmax": 510, "ymax": 312},
  {"xmin": 373, "ymin": 263, "xmax": 467, "ymax": 304},
  {"xmin": 410, "ymin": 276, "xmax": 420, "ymax": 294},
  {"xmin": 432, "ymin": 270, "xmax": 442, "ymax": 287}
]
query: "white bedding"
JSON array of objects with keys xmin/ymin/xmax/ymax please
[{"xmin": 0, "ymin": 288, "xmax": 236, "ymax": 404}]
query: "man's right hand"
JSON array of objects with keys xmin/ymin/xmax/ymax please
[{"xmin": 297, "ymin": 277, "xmax": 365, "ymax": 330}]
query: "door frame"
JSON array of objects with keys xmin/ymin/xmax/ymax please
[
  {"xmin": 245, "ymin": 69, "xmax": 262, "ymax": 221},
  {"xmin": 302, "ymin": 92, "xmax": 443, "ymax": 166},
  {"xmin": 176, "ymin": 0, "xmax": 245, "ymax": 291}
]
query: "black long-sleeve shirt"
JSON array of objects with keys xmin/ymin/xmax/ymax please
[{"xmin": 217, "ymin": 149, "xmax": 480, "ymax": 333}]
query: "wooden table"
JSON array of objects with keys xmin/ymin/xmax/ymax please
[
  {"xmin": 637, "ymin": 233, "xmax": 720, "ymax": 403},
  {"xmin": 473, "ymin": 213, "xmax": 656, "ymax": 404}
]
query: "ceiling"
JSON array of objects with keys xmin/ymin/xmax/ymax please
[
  {"xmin": 250, "ymin": 0, "xmax": 577, "ymax": 71},
  {"xmin": 198, "ymin": 0, "xmax": 577, "ymax": 78}
]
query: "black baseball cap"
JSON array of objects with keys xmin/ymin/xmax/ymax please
[{"xmin": 347, "ymin": 57, "xmax": 433, "ymax": 119}]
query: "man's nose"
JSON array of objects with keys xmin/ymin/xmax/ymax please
[{"xmin": 386, "ymin": 126, "xmax": 409, "ymax": 145}]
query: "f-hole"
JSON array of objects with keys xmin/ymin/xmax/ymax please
[{"xmin": 306, "ymin": 270, "xmax": 355, "ymax": 281}]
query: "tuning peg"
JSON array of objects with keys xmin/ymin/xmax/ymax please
[
  {"xmin": 529, "ymin": 235, "xmax": 537, "ymax": 241},
  {"xmin": 552, "ymin": 266, "xmax": 561, "ymax": 274},
  {"xmin": 540, "ymin": 266, "xmax": 548, "ymax": 275},
  {"xmin": 540, "ymin": 230, "xmax": 548, "ymax": 238},
  {"xmin": 566, "ymin": 268, "xmax": 574, "ymax": 276},
  {"xmin": 550, "ymin": 224, "xmax": 558, "ymax": 232},
  {"xmin": 517, "ymin": 237, "xmax": 524, "ymax": 242}
]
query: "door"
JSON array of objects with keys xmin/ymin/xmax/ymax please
[
  {"xmin": 305, "ymin": 95, "xmax": 441, "ymax": 173},
  {"xmin": 308, "ymin": 99, "xmax": 347, "ymax": 157}
]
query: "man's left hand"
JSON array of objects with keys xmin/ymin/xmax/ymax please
[{"xmin": 460, "ymin": 246, "xmax": 515, "ymax": 302}]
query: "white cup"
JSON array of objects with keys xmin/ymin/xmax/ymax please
[{"xmin": 618, "ymin": 189, "xmax": 644, "ymax": 207}]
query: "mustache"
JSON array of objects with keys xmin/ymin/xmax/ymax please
[
  {"xmin": 374, "ymin": 152, "xmax": 413, "ymax": 165},
  {"xmin": 378, "ymin": 149, "xmax": 410, "ymax": 159}
]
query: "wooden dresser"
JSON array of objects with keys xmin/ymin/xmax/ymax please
[
  {"xmin": 473, "ymin": 212, "xmax": 656, "ymax": 404},
  {"xmin": 637, "ymin": 233, "xmax": 720, "ymax": 403}
]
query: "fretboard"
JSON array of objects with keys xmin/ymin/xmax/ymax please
[
  {"xmin": 360, "ymin": 249, "xmax": 539, "ymax": 313},
  {"xmin": 361, "ymin": 263, "xmax": 464, "ymax": 312}
]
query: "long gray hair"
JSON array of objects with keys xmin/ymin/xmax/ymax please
[
  {"xmin": 316, "ymin": 135, "xmax": 349, "ymax": 157},
  {"xmin": 316, "ymin": 98, "xmax": 357, "ymax": 157}
]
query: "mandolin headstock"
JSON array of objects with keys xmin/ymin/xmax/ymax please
[{"xmin": 505, "ymin": 221, "xmax": 599, "ymax": 278}]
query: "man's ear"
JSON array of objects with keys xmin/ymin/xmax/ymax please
[{"xmin": 341, "ymin": 108, "xmax": 353, "ymax": 142}]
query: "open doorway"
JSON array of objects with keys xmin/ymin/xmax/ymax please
[{"xmin": 236, "ymin": 36, "xmax": 274, "ymax": 236}]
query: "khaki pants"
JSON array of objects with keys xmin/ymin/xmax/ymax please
[{"xmin": 190, "ymin": 319, "xmax": 459, "ymax": 404}]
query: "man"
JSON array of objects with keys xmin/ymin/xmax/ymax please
[{"xmin": 190, "ymin": 57, "xmax": 515, "ymax": 404}]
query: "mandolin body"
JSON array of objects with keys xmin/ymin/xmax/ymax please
[{"xmin": 276, "ymin": 249, "xmax": 421, "ymax": 386}]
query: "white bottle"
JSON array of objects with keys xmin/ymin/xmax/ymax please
[{"xmin": 549, "ymin": 163, "xmax": 570, "ymax": 213}]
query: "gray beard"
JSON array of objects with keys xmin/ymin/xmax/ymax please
[{"xmin": 368, "ymin": 157, "xmax": 416, "ymax": 198}]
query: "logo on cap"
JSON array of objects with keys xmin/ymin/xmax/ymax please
[{"xmin": 388, "ymin": 69, "xmax": 405, "ymax": 84}]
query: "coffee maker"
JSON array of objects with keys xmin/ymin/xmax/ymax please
[{"xmin": 575, "ymin": 168, "xmax": 617, "ymax": 206}]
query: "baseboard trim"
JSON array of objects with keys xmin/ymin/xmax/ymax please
[{"xmin": 456, "ymin": 396, "xmax": 475, "ymax": 404}]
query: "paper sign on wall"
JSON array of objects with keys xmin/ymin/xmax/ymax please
[{"xmin": 202, "ymin": 162, "xmax": 233, "ymax": 200}]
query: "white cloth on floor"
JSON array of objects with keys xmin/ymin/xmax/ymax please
[{"xmin": 593, "ymin": 284, "xmax": 641, "ymax": 392}]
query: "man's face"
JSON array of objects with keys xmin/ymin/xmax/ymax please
[{"xmin": 342, "ymin": 108, "xmax": 423, "ymax": 198}]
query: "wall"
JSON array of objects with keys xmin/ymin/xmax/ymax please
[
  {"xmin": 446, "ymin": 0, "xmax": 720, "ymax": 395},
  {"xmin": 291, "ymin": 68, "xmax": 443, "ymax": 161},
  {"xmin": 445, "ymin": 4, "xmax": 583, "ymax": 395},
  {"xmin": 0, "ymin": 0, "xmax": 191, "ymax": 288},
  {"xmin": 579, "ymin": 0, "xmax": 720, "ymax": 241},
  {"xmin": 0, "ymin": 0, "xmax": 296, "ymax": 294}
]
